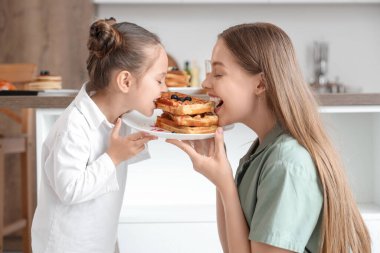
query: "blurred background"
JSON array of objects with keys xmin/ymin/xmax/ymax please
[
  {"xmin": 1, "ymin": 1, "xmax": 380, "ymax": 92},
  {"xmin": 1, "ymin": 0, "xmax": 380, "ymax": 252}
]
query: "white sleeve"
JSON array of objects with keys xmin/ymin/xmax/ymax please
[{"xmin": 44, "ymin": 130, "xmax": 119, "ymax": 205}]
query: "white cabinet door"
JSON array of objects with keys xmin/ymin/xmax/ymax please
[{"xmin": 118, "ymin": 222, "xmax": 222, "ymax": 253}]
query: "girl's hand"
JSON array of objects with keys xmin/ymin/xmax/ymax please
[
  {"xmin": 166, "ymin": 127, "xmax": 233, "ymax": 189},
  {"xmin": 107, "ymin": 118, "xmax": 157, "ymax": 166}
]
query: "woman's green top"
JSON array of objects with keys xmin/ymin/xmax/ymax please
[{"xmin": 235, "ymin": 124, "xmax": 323, "ymax": 253}]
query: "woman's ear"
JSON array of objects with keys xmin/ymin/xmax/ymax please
[
  {"xmin": 254, "ymin": 72, "xmax": 266, "ymax": 97},
  {"xmin": 116, "ymin": 70, "xmax": 133, "ymax": 93}
]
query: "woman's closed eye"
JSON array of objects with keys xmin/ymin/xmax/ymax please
[{"xmin": 212, "ymin": 69, "xmax": 224, "ymax": 79}]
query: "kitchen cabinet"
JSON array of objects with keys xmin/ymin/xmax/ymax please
[
  {"xmin": 3, "ymin": 94, "xmax": 378, "ymax": 252},
  {"xmin": 320, "ymin": 106, "xmax": 380, "ymax": 253}
]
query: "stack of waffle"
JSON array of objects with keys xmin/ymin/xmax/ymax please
[
  {"xmin": 26, "ymin": 72, "xmax": 62, "ymax": 90},
  {"xmin": 165, "ymin": 68, "xmax": 190, "ymax": 87},
  {"xmin": 155, "ymin": 92, "xmax": 218, "ymax": 134}
]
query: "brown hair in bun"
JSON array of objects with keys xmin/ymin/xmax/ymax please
[
  {"xmin": 86, "ymin": 17, "xmax": 161, "ymax": 90},
  {"xmin": 88, "ymin": 17, "xmax": 122, "ymax": 58}
]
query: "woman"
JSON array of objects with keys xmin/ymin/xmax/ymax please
[{"xmin": 167, "ymin": 23, "xmax": 371, "ymax": 253}]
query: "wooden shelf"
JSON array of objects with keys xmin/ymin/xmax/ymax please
[{"xmin": 317, "ymin": 93, "xmax": 380, "ymax": 106}]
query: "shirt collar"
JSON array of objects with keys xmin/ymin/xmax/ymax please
[
  {"xmin": 74, "ymin": 83, "xmax": 109, "ymax": 130},
  {"xmin": 249, "ymin": 123, "xmax": 284, "ymax": 160}
]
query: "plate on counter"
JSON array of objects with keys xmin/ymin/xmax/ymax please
[
  {"xmin": 122, "ymin": 110, "xmax": 233, "ymax": 140},
  {"xmin": 38, "ymin": 89, "xmax": 79, "ymax": 96}
]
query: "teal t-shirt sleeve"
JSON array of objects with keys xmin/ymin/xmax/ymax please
[{"xmin": 249, "ymin": 160, "xmax": 323, "ymax": 253}]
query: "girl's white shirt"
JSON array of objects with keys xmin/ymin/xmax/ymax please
[{"xmin": 31, "ymin": 83, "xmax": 149, "ymax": 253}]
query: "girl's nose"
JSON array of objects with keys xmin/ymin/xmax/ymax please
[{"xmin": 161, "ymin": 82, "xmax": 168, "ymax": 92}]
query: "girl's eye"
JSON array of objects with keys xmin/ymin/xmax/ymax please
[{"xmin": 213, "ymin": 74, "xmax": 223, "ymax": 79}]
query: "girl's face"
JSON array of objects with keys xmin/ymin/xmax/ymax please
[
  {"xmin": 132, "ymin": 46, "xmax": 168, "ymax": 116},
  {"xmin": 203, "ymin": 39, "xmax": 262, "ymax": 127}
]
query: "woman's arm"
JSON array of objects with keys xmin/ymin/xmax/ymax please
[
  {"xmin": 218, "ymin": 175, "xmax": 295, "ymax": 253},
  {"xmin": 251, "ymin": 241, "xmax": 295, "ymax": 253},
  {"xmin": 219, "ymin": 178, "xmax": 295, "ymax": 253},
  {"xmin": 217, "ymin": 190, "xmax": 229, "ymax": 253},
  {"xmin": 219, "ymin": 177, "xmax": 251, "ymax": 253},
  {"xmin": 167, "ymin": 129, "xmax": 294, "ymax": 253}
]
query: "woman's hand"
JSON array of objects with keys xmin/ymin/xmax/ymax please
[
  {"xmin": 166, "ymin": 127, "xmax": 233, "ymax": 189},
  {"xmin": 107, "ymin": 118, "xmax": 157, "ymax": 166}
]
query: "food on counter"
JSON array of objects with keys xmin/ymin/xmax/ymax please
[
  {"xmin": 26, "ymin": 71, "xmax": 62, "ymax": 90},
  {"xmin": 0, "ymin": 80, "xmax": 16, "ymax": 90},
  {"xmin": 155, "ymin": 92, "xmax": 218, "ymax": 134},
  {"xmin": 165, "ymin": 68, "xmax": 190, "ymax": 87},
  {"xmin": 167, "ymin": 53, "xmax": 179, "ymax": 70}
]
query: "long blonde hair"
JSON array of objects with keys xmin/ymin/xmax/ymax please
[{"xmin": 220, "ymin": 23, "xmax": 371, "ymax": 253}]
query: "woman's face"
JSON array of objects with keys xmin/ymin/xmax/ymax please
[
  {"xmin": 202, "ymin": 39, "xmax": 262, "ymax": 127},
  {"xmin": 132, "ymin": 45, "xmax": 168, "ymax": 116}
]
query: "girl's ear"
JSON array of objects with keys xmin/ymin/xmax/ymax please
[
  {"xmin": 116, "ymin": 70, "xmax": 133, "ymax": 93},
  {"xmin": 255, "ymin": 72, "xmax": 266, "ymax": 97}
]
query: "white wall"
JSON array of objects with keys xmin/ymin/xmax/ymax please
[{"xmin": 96, "ymin": 3, "xmax": 380, "ymax": 92}]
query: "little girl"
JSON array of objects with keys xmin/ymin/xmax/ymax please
[
  {"xmin": 31, "ymin": 18, "xmax": 167, "ymax": 253},
  {"xmin": 168, "ymin": 23, "xmax": 371, "ymax": 253}
]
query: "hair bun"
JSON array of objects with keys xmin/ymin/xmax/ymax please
[{"xmin": 88, "ymin": 17, "xmax": 122, "ymax": 58}]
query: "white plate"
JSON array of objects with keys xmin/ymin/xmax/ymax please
[
  {"xmin": 38, "ymin": 89, "xmax": 79, "ymax": 96},
  {"xmin": 122, "ymin": 110, "xmax": 234, "ymax": 140},
  {"xmin": 168, "ymin": 87, "xmax": 206, "ymax": 95}
]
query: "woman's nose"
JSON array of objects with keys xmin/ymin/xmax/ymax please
[{"xmin": 201, "ymin": 73, "xmax": 212, "ymax": 89}]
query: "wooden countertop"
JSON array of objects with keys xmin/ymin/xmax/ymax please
[
  {"xmin": 1, "ymin": 93, "xmax": 380, "ymax": 109},
  {"xmin": 316, "ymin": 93, "xmax": 380, "ymax": 106},
  {"xmin": 0, "ymin": 95, "xmax": 75, "ymax": 108}
]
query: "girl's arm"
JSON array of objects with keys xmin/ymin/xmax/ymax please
[
  {"xmin": 45, "ymin": 120, "xmax": 155, "ymax": 205},
  {"xmin": 44, "ymin": 130, "xmax": 118, "ymax": 205},
  {"xmin": 217, "ymin": 190, "xmax": 229, "ymax": 253}
]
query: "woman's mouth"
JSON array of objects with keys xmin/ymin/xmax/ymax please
[{"xmin": 209, "ymin": 96, "xmax": 224, "ymax": 113}]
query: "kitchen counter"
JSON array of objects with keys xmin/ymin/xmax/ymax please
[{"xmin": 2, "ymin": 93, "xmax": 380, "ymax": 108}]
